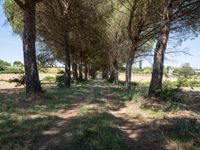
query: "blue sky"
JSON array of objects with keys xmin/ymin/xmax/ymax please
[{"xmin": 0, "ymin": 5, "xmax": 200, "ymax": 68}]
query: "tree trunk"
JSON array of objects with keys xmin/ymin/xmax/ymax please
[
  {"xmin": 109, "ymin": 59, "xmax": 119, "ymax": 84},
  {"xmin": 102, "ymin": 66, "xmax": 109, "ymax": 79},
  {"xmin": 78, "ymin": 63, "xmax": 83, "ymax": 81},
  {"xmin": 148, "ymin": 0, "xmax": 173, "ymax": 97},
  {"xmin": 23, "ymin": 0, "xmax": 41, "ymax": 95},
  {"xmin": 84, "ymin": 64, "xmax": 88, "ymax": 80},
  {"xmin": 113, "ymin": 59, "xmax": 119, "ymax": 84},
  {"xmin": 90, "ymin": 69, "xmax": 96, "ymax": 79},
  {"xmin": 72, "ymin": 60, "xmax": 78, "ymax": 81},
  {"xmin": 64, "ymin": 34, "xmax": 71, "ymax": 88},
  {"xmin": 125, "ymin": 56, "xmax": 133, "ymax": 90}
]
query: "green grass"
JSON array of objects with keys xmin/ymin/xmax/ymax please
[
  {"xmin": 0, "ymin": 80, "xmax": 199, "ymax": 149},
  {"xmin": 58, "ymin": 112, "xmax": 128, "ymax": 150},
  {"xmin": 0, "ymin": 116, "xmax": 52, "ymax": 150},
  {"xmin": 0, "ymin": 84, "xmax": 89, "ymax": 149}
]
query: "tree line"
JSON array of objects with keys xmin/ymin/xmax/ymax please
[{"xmin": 3, "ymin": 0, "xmax": 200, "ymax": 97}]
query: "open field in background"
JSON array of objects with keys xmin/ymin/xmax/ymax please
[{"xmin": 1, "ymin": 73, "xmax": 200, "ymax": 91}]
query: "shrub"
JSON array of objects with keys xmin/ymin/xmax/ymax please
[
  {"xmin": 9, "ymin": 75, "xmax": 25, "ymax": 87},
  {"xmin": 0, "ymin": 67, "xmax": 24, "ymax": 74},
  {"xmin": 56, "ymin": 74, "xmax": 65, "ymax": 87},
  {"xmin": 41, "ymin": 76, "xmax": 55, "ymax": 83},
  {"xmin": 155, "ymin": 81, "xmax": 181, "ymax": 102},
  {"xmin": 177, "ymin": 77, "xmax": 190, "ymax": 88},
  {"xmin": 0, "ymin": 66, "xmax": 5, "ymax": 71}
]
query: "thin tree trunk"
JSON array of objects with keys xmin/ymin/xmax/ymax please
[
  {"xmin": 109, "ymin": 59, "xmax": 119, "ymax": 84},
  {"xmin": 102, "ymin": 65, "xmax": 109, "ymax": 79},
  {"xmin": 91, "ymin": 69, "xmax": 96, "ymax": 79},
  {"xmin": 64, "ymin": 34, "xmax": 71, "ymax": 88},
  {"xmin": 84, "ymin": 64, "xmax": 88, "ymax": 80},
  {"xmin": 125, "ymin": 56, "xmax": 133, "ymax": 90},
  {"xmin": 72, "ymin": 60, "xmax": 78, "ymax": 81},
  {"xmin": 113, "ymin": 59, "xmax": 119, "ymax": 84},
  {"xmin": 78, "ymin": 63, "xmax": 83, "ymax": 81},
  {"xmin": 23, "ymin": 0, "xmax": 41, "ymax": 95},
  {"xmin": 148, "ymin": 0, "xmax": 173, "ymax": 97}
]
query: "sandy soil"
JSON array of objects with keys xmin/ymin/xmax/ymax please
[
  {"xmin": 0, "ymin": 74, "xmax": 56, "ymax": 90},
  {"xmin": 119, "ymin": 73, "xmax": 178, "ymax": 82},
  {"xmin": 1, "ymin": 73, "xmax": 199, "ymax": 92}
]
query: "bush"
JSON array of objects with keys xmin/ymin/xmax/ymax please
[
  {"xmin": 41, "ymin": 76, "xmax": 55, "ymax": 83},
  {"xmin": 9, "ymin": 75, "xmax": 25, "ymax": 87},
  {"xmin": 0, "ymin": 67, "xmax": 24, "ymax": 74},
  {"xmin": 176, "ymin": 76, "xmax": 200, "ymax": 88},
  {"xmin": 177, "ymin": 77, "xmax": 190, "ymax": 88},
  {"xmin": 56, "ymin": 74, "xmax": 65, "ymax": 87},
  {"xmin": 0, "ymin": 66, "xmax": 6, "ymax": 71},
  {"xmin": 155, "ymin": 81, "xmax": 181, "ymax": 102}
]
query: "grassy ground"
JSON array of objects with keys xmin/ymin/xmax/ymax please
[{"xmin": 0, "ymin": 80, "xmax": 200, "ymax": 150}]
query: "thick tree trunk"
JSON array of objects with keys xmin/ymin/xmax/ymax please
[
  {"xmin": 84, "ymin": 64, "xmax": 88, "ymax": 80},
  {"xmin": 148, "ymin": 0, "xmax": 173, "ymax": 97},
  {"xmin": 23, "ymin": 0, "xmax": 41, "ymax": 95},
  {"xmin": 64, "ymin": 34, "xmax": 71, "ymax": 88},
  {"xmin": 72, "ymin": 60, "xmax": 78, "ymax": 81},
  {"xmin": 125, "ymin": 56, "xmax": 133, "ymax": 90}
]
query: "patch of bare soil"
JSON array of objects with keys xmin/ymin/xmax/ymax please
[
  {"xmin": 119, "ymin": 73, "xmax": 178, "ymax": 83},
  {"xmin": 0, "ymin": 73, "xmax": 56, "ymax": 90}
]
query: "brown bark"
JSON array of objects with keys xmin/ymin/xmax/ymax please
[
  {"xmin": 64, "ymin": 34, "xmax": 71, "ymax": 88},
  {"xmin": 90, "ymin": 68, "xmax": 96, "ymax": 79},
  {"xmin": 109, "ymin": 59, "xmax": 119, "ymax": 84},
  {"xmin": 23, "ymin": 0, "xmax": 41, "ymax": 95},
  {"xmin": 84, "ymin": 64, "xmax": 88, "ymax": 80},
  {"xmin": 72, "ymin": 60, "xmax": 78, "ymax": 81},
  {"xmin": 102, "ymin": 66, "xmax": 109, "ymax": 79},
  {"xmin": 125, "ymin": 56, "xmax": 133, "ymax": 90},
  {"xmin": 78, "ymin": 63, "xmax": 83, "ymax": 81},
  {"xmin": 148, "ymin": 0, "xmax": 173, "ymax": 97}
]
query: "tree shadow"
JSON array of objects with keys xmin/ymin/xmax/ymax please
[
  {"xmin": 0, "ymin": 85, "xmax": 90, "ymax": 116},
  {"xmin": 31, "ymin": 110, "xmax": 168, "ymax": 150},
  {"xmin": 0, "ymin": 115, "xmax": 55, "ymax": 150},
  {"xmin": 139, "ymin": 88, "xmax": 200, "ymax": 114}
]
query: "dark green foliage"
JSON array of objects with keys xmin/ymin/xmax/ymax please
[
  {"xmin": 0, "ymin": 66, "xmax": 6, "ymax": 71},
  {"xmin": 56, "ymin": 74, "xmax": 65, "ymax": 88},
  {"xmin": 9, "ymin": 75, "xmax": 25, "ymax": 87},
  {"xmin": 164, "ymin": 118, "xmax": 200, "ymax": 143},
  {"xmin": 155, "ymin": 81, "xmax": 182, "ymax": 102}
]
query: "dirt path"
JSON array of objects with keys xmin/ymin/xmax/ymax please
[
  {"xmin": 34, "ymin": 81, "xmax": 97, "ymax": 150},
  {"xmin": 30, "ymin": 80, "xmax": 199, "ymax": 150}
]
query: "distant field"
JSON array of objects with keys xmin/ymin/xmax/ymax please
[
  {"xmin": 0, "ymin": 73, "xmax": 200, "ymax": 91},
  {"xmin": 118, "ymin": 73, "xmax": 178, "ymax": 83},
  {"xmin": 0, "ymin": 73, "xmax": 56, "ymax": 90}
]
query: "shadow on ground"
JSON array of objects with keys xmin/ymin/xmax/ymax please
[{"xmin": 0, "ymin": 80, "xmax": 200, "ymax": 150}]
